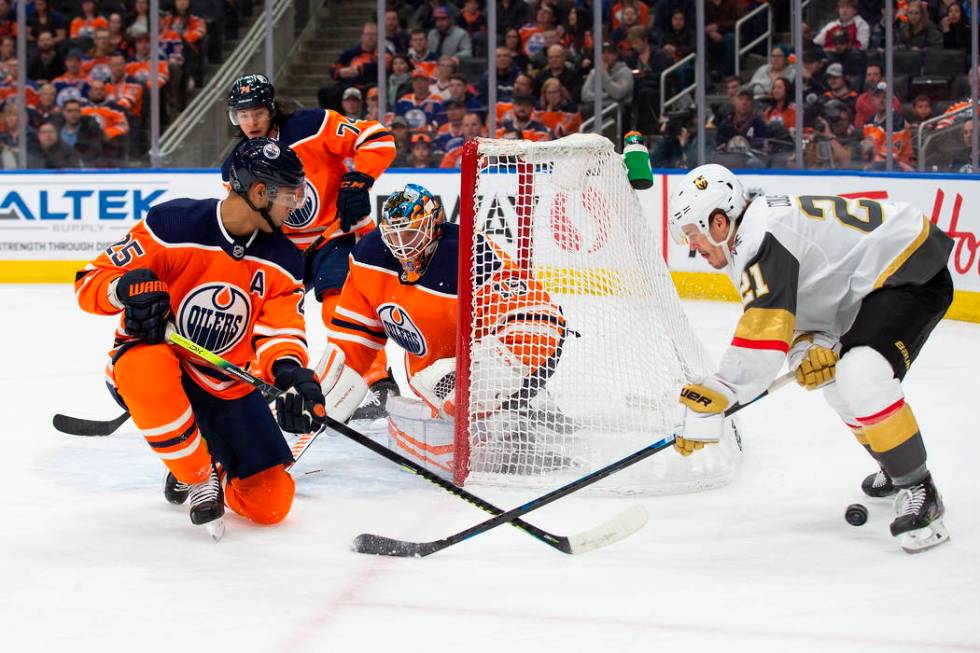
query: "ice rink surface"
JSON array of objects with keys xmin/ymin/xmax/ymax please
[{"xmin": 3, "ymin": 285, "xmax": 978, "ymax": 653}]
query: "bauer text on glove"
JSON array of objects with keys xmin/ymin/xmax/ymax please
[{"xmin": 673, "ymin": 378, "xmax": 734, "ymax": 456}]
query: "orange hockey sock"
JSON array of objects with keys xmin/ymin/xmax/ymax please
[
  {"xmin": 224, "ymin": 465, "xmax": 295, "ymax": 525},
  {"xmin": 114, "ymin": 344, "xmax": 212, "ymax": 485}
]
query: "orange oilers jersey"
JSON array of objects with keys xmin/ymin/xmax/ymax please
[
  {"xmin": 75, "ymin": 198, "xmax": 309, "ymax": 400},
  {"xmin": 221, "ymin": 109, "xmax": 396, "ymax": 251},
  {"xmin": 82, "ymin": 103, "xmax": 130, "ymax": 139},
  {"xmin": 328, "ymin": 223, "xmax": 566, "ymax": 389}
]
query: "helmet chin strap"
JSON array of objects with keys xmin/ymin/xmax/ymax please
[
  {"xmin": 705, "ymin": 216, "xmax": 736, "ymax": 273},
  {"xmin": 241, "ymin": 192, "xmax": 279, "ymax": 233}
]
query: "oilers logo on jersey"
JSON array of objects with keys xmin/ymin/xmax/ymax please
[
  {"xmin": 377, "ymin": 303, "xmax": 427, "ymax": 356},
  {"xmin": 178, "ymin": 284, "xmax": 252, "ymax": 354},
  {"xmin": 285, "ymin": 179, "xmax": 320, "ymax": 230}
]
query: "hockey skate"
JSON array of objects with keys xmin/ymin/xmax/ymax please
[
  {"xmin": 188, "ymin": 467, "xmax": 225, "ymax": 541},
  {"xmin": 351, "ymin": 372, "xmax": 399, "ymax": 421},
  {"xmin": 164, "ymin": 471, "xmax": 191, "ymax": 505},
  {"xmin": 890, "ymin": 474, "xmax": 949, "ymax": 554},
  {"xmin": 861, "ymin": 468, "xmax": 897, "ymax": 498}
]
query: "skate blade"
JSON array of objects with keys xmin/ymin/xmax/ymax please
[
  {"xmin": 203, "ymin": 518, "xmax": 225, "ymax": 542},
  {"xmin": 897, "ymin": 518, "xmax": 949, "ymax": 554}
]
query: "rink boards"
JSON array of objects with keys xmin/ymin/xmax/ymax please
[{"xmin": 0, "ymin": 167, "xmax": 977, "ymax": 322}]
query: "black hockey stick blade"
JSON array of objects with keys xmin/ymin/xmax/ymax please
[{"xmin": 52, "ymin": 411, "xmax": 130, "ymax": 437}]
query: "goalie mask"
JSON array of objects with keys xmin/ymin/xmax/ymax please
[
  {"xmin": 380, "ymin": 184, "xmax": 445, "ymax": 282},
  {"xmin": 667, "ymin": 164, "xmax": 747, "ymax": 269}
]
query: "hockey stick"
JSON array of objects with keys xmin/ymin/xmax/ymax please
[
  {"xmin": 52, "ymin": 411, "xmax": 129, "ymax": 437},
  {"xmin": 353, "ymin": 371, "xmax": 796, "ymax": 558},
  {"xmin": 52, "ymin": 332, "xmax": 323, "ymax": 466},
  {"xmin": 324, "ymin": 417, "xmax": 647, "ymax": 555},
  {"xmin": 166, "ymin": 331, "xmax": 645, "ymax": 555}
]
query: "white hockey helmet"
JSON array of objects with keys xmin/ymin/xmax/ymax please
[{"xmin": 667, "ymin": 164, "xmax": 747, "ymax": 247}]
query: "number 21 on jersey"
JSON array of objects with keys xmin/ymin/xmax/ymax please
[{"xmin": 740, "ymin": 263, "xmax": 769, "ymax": 304}]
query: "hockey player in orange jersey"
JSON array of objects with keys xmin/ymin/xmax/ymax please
[
  {"xmin": 313, "ymin": 184, "xmax": 567, "ymax": 473},
  {"xmin": 75, "ymin": 139, "xmax": 326, "ymax": 539},
  {"xmin": 221, "ymin": 73, "xmax": 398, "ymax": 419}
]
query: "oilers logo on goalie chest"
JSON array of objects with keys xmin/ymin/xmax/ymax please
[
  {"xmin": 177, "ymin": 283, "xmax": 252, "ymax": 354},
  {"xmin": 377, "ymin": 304, "xmax": 427, "ymax": 356}
]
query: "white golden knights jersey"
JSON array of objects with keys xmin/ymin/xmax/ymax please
[{"xmin": 718, "ymin": 194, "xmax": 953, "ymax": 404}]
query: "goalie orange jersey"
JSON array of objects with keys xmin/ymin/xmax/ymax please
[
  {"xmin": 327, "ymin": 223, "xmax": 566, "ymax": 386},
  {"xmin": 221, "ymin": 109, "xmax": 396, "ymax": 251},
  {"xmin": 75, "ymin": 198, "xmax": 309, "ymax": 400}
]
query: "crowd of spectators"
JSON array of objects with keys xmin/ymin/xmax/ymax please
[
  {"xmin": 650, "ymin": 0, "xmax": 980, "ymax": 171},
  {"xmin": 0, "ymin": 0, "xmax": 245, "ymax": 168},
  {"xmin": 322, "ymin": 0, "xmax": 747, "ymax": 168},
  {"xmin": 3, "ymin": 0, "xmax": 979, "ymax": 171}
]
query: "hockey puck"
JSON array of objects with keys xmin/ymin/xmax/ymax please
[{"xmin": 845, "ymin": 503, "xmax": 868, "ymax": 526}]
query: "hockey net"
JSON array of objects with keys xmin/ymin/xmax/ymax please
[{"xmin": 454, "ymin": 134, "xmax": 741, "ymax": 495}]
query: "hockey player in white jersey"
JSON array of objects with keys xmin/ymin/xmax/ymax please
[{"xmin": 667, "ymin": 163, "xmax": 954, "ymax": 554}]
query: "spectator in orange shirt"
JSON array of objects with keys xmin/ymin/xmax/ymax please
[
  {"xmin": 81, "ymin": 29, "xmax": 114, "ymax": 82},
  {"xmin": 519, "ymin": 4, "xmax": 558, "ymax": 58},
  {"xmin": 439, "ymin": 111, "xmax": 483, "ymax": 168},
  {"xmin": 161, "ymin": 0, "xmax": 207, "ymax": 99},
  {"xmin": 762, "ymin": 77, "xmax": 798, "ymax": 136},
  {"xmin": 537, "ymin": 78, "xmax": 581, "ymax": 137},
  {"xmin": 71, "ymin": 0, "xmax": 109, "ymax": 40},
  {"xmin": 408, "ymin": 132, "xmax": 435, "ymax": 168},
  {"xmin": 106, "ymin": 51, "xmax": 144, "ymax": 120},
  {"xmin": 496, "ymin": 91, "xmax": 552, "ymax": 141}
]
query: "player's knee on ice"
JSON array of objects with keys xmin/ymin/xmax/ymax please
[{"xmin": 224, "ymin": 465, "xmax": 295, "ymax": 525}]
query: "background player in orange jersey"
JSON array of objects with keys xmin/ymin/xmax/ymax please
[
  {"xmin": 76, "ymin": 139, "xmax": 326, "ymax": 539},
  {"xmin": 312, "ymin": 184, "xmax": 568, "ymax": 472},
  {"xmin": 221, "ymin": 74, "xmax": 398, "ymax": 420}
]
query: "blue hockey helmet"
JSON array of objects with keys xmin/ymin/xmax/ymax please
[
  {"xmin": 379, "ymin": 183, "xmax": 445, "ymax": 282},
  {"xmin": 227, "ymin": 73, "xmax": 275, "ymax": 126},
  {"xmin": 228, "ymin": 138, "xmax": 306, "ymax": 209}
]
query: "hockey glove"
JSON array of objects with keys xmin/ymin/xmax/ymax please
[
  {"xmin": 673, "ymin": 377, "xmax": 735, "ymax": 456},
  {"xmin": 336, "ymin": 171, "xmax": 374, "ymax": 232},
  {"xmin": 109, "ymin": 268, "xmax": 171, "ymax": 344},
  {"xmin": 273, "ymin": 361, "xmax": 327, "ymax": 434},
  {"xmin": 788, "ymin": 332, "xmax": 840, "ymax": 390}
]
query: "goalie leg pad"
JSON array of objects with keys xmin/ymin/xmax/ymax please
[{"xmin": 385, "ymin": 395, "xmax": 455, "ymax": 481}]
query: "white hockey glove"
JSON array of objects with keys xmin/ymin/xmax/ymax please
[
  {"xmin": 469, "ymin": 334, "xmax": 531, "ymax": 418},
  {"xmin": 312, "ymin": 343, "xmax": 369, "ymax": 424},
  {"xmin": 787, "ymin": 331, "xmax": 840, "ymax": 391},
  {"xmin": 672, "ymin": 377, "xmax": 735, "ymax": 456},
  {"xmin": 410, "ymin": 357, "xmax": 457, "ymax": 420}
]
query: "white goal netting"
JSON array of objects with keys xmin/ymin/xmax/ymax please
[{"xmin": 456, "ymin": 134, "xmax": 741, "ymax": 495}]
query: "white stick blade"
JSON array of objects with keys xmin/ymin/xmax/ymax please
[{"xmin": 566, "ymin": 505, "xmax": 648, "ymax": 554}]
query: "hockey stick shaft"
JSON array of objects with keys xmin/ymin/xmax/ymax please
[
  {"xmin": 357, "ymin": 371, "xmax": 796, "ymax": 557},
  {"xmin": 168, "ymin": 331, "xmax": 600, "ymax": 553},
  {"xmin": 321, "ymin": 417, "xmax": 592, "ymax": 553}
]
